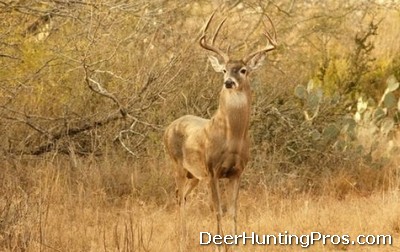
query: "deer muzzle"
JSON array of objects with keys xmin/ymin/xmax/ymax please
[{"xmin": 224, "ymin": 79, "xmax": 235, "ymax": 89}]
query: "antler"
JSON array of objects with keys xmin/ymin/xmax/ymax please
[
  {"xmin": 243, "ymin": 14, "xmax": 277, "ymax": 64},
  {"xmin": 199, "ymin": 11, "xmax": 230, "ymax": 63}
]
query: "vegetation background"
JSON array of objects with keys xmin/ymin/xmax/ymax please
[{"xmin": 1, "ymin": 0, "xmax": 400, "ymax": 251}]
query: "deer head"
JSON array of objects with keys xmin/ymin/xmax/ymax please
[{"xmin": 199, "ymin": 12, "xmax": 277, "ymax": 92}]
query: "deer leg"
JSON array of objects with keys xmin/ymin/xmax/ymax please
[
  {"xmin": 226, "ymin": 176, "xmax": 240, "ymax": 235},
  {"xmin": 176, "ymin": 171, "xmax": 199, "ymax": 252},
  {"xmin": 174, "ymin": 170, "xmax": 188, "ymax": 252},
  {"xmin": 183, "ymin": 178, "xmax": 199, "ymax": 200},
  {"xmin": 209, "ymin": 176, "xmax": 223, "ymax": 236},
  {"xmin": 175, "ymin": 171, "xmax": 185, "ymax": 205}
]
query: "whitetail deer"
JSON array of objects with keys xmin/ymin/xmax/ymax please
[{"xmin": 164, "ymin": 11, "xmax": 277, "ymax": 250}]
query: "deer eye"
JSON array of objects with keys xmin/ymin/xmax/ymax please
[
  {"xmin": 240, "ymin": 68, "xmax": 247, "ymax": 75},
  {"xmin": 222, "ymin": 69, "xmax": 227, "ymax": 74}
]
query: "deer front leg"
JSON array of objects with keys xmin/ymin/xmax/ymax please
[
  {"xmin": 209, "ymin": 176, "xmax": 224, "ymax": 235},
  {"xmin": 226, "ymin": 176, "xmax": 241, "ymax": 236},
  {"xmin": 209, "ymin": 176, "xmax": 226, "ymax": 252}
]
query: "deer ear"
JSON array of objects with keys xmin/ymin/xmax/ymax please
[
  {"xmin": 247, "ymin": 53, "xmax": 266, "ymax": 71},
  {"xmin": 208, "ymin": 55, "xmax": 225, "ymax": 73}
]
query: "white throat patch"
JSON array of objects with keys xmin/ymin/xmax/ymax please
[{"xmin": 226, "ymin": 92, "xmax": 248, "ymax": 108}]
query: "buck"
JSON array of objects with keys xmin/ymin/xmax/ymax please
[{"xmin": 164, "ymin": 11, "xmax": 277, "ymax": 250}]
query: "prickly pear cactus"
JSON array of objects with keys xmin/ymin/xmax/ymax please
[
  {"xmin": 294, "ymin": 80, "xmax": 323, "ymax": 121},
  {"xmin": 294, "ymin": 75, "xmax": 399, "ymax": 156},
  {"xmin": 357, "ymin": 75, "xmax": 399, "ymax": 133},
  {"xmin": 354, "ymin": 75, "xmax": 399, "ymax": 156}
]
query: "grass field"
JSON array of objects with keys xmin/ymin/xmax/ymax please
[{"xmin": 1, "ymin": 158, "xmax": 400, "ymax": 252}]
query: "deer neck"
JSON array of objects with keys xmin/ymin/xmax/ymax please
[{"xmin": 212, "ymin": 88, "xmax": 251, "ymax": 140}]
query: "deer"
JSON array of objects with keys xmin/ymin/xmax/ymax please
[{"xmin": 164, "ymin": 11, "xmax": 277, "ymax": 250}]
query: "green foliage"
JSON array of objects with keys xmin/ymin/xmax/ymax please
[
  {"xmin": 294, "ymin": 84, "xmax": 307, "ymax": 100},
  {"xmin": 358, "ymin": 75, "xmax": 399, "ymax": 136},
  {"xmin": 294, "ymin": 80, "xmax": 324, "ymax": 121},
  {"xmin": 322, "ymin": 123, "xmax": 340, "ymax": 142},
  {"xmin": 287, "ymin": 73, "xmax": 400, "ymax": 173},
  {"xmin": 294, "ymin": 81, "xmax": 351, "ymax": 148}
]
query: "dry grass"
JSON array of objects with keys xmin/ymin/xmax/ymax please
[{"xmin": 1, "ymin": 158, "xmax": 400, "ymax": 252}]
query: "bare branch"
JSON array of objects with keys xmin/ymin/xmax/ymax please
[{"xmin": 83, "ymin": 64, "xmax": 127, "ymax": 117}]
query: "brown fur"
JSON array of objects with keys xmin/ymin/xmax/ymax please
[{"xmin": 164, "ymin": 59, "xmax": 257, "ymax": 247}]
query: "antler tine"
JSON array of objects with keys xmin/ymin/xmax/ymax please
[
  {"xmin": 264, "ymin": 14, "xmax": 277, "ymax": 44},
  {"xmin": 212, "ymin": 17, "xmax": 226, "ymax": 45},
  {"xmin": 199, "ymin": 11, "xmax": 230, "ymax": 63},
  {"xmin": 243, "ymin": 14, "xmax": 277, "ymax": 64}
]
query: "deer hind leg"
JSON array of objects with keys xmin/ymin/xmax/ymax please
[
  {"xmin": 175, "ymin": 169, "xmax": 199, "ymax": 252},
  {"xmin": 174, "ymin": 168, "xmax": 188, "ymax": 252},
  {"xmin": 176, "ymin": 171, "xmax": 199, "ymax": 204},
  {"xmin": 183, "ymin": 177, "xmax": 199, "ymax": 201}
]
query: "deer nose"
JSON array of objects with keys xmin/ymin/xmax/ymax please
[{"xmin": 224, "ymin": 79, "xmax": 235, "ymax": 89}]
